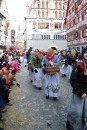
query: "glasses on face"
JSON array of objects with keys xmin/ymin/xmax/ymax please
[{"xmin": 35, "ymin": 50, "xmax": 39, "ymax": 52}]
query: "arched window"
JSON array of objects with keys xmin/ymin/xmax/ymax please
[
  {"xmin": 38, "ymin": 10, "xmax": 40, "ymax": 18},
  {"xmin": 63, "ymin": 12, "xmax": 65, "ymax": 17},
  {"xmin": 59, "ymin": 11, "xmax": 61, "ymax": 18},
  {"xmin": 46, "ymin": 11, "xmax": 48, "ymax": 18},
  {"xmin": 42, "ymin": 11, "xmax": 44, "ymax": 17},
  {"xmin": 42, "ymin": 1, "xmax": 44, "ymax": 8},
  {"xmin": 63, "ymin": 5, "xmax": 65, "ymax": 9},
  {"xmin": 38, "ymin": 2, "xmax": 40, "ymax": 8},
  {"xmin": 55, "ymin": 2, "xmax": 57, "ymax": 9},
  {"xmin": 34, "ymin": 10, "xmax": 36, "ymax": 18},
  {"xmin": 55, "ymin": 11, "xmax": 57, "ymax": 18},
  {"xmin": 59, "ymin": 3, "xmax": 61, "ymax": 9},
  {"xmin": 59, "ymin": 23, "xmax": 62, "ymax": 29},
  {"xmin": 46, "ymin": 1, "xmax": 48, "ymax": 8}
]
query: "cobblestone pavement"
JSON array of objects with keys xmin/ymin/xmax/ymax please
[{"xmin": 0, "ymin": 64, "xmax": 72, "ymax": 130}]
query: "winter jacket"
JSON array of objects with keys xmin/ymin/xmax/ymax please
[{"xmin": 70, "ymin": 61, "xmax": 87, "ymax": 97}]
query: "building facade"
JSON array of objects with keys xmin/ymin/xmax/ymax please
[
  {"xmin": 11, "ymin": 29, "xmax": 15, "ymax": 45},
  {"xmin": 25, "ymin": 0, "xmax": 67, "ymax": 40},
  {"xmin": 65, "ymin": 0, "xmax": 87, "ymax": 51},
  {"xmin": 0, "ymin": 0, "xmax": 11, "ymax": 46},
  {"xmin": 15, "ymin": 26, "xmax": 25, "ymax": 50}
]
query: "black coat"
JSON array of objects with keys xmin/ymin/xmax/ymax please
[
  {"xmin": 65, "ymin": 55, "xmax": 77, "ymax": 65},
  {"xmin": 70, "ymin": 61, "xmax": 87, "ymax": 97},
  {"xmin": 0, "ymin": 77, "xmax": 4, "ymax": 95}
]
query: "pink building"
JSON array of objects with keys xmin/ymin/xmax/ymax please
[{"xmin": 65, "ymin": 0, "xmax": 87, "ymax": 51}]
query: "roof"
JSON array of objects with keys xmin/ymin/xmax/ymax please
[{"xmin": 64, "ymin": 0, "xmax": 70, "ymax": 24}]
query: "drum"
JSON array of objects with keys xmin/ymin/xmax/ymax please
[{"xmin": 45, "ymin": 66, "xmax": 60, "ymax": 74}]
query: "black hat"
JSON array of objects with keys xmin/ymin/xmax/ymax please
[{"xmin": 82, "ymin": 46, "xmax": 87, "ymax": 57}]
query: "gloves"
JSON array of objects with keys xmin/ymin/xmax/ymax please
[
  {"xmin": 34, "ymin": 69, "xmax": 38, "ymax": 73},
  {"xmin": 31, "ymin": 68, "xmax": 33, "ymax": 72},
  {"xmin": 17, "ymin": 83, "xmax": 20, "ymax": 88},
  {"xmin": 43, "ymin": 63, "xmax": 46, "ymax": 67},
  {"xmin": 65, "ymin": 63, "xmax": 68, "ymax": 67}
]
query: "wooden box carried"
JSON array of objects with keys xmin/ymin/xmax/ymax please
[{"xmin": 45, "ymin": 66, "xmax": 60, "ymax": 74}]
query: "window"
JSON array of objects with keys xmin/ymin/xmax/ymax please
[
  {"xmin": 71, "ymin": 21, "xmax": 73, "ymax": 27},
  {"xmin": 79, "ymin": 13, "xmax": 82, "ymax": 22},
  {"xmin": 55, "ymin": 2, "xmax": 57, "ymax": 9},
  {"xmin": 84, "ymin": 29, "xmax": 87, "ymax": 37},
  {"xmin": 38, "ymin": 11, "xmax": 40, "ymax": 17},
  {"xmin": 38, "ymin": 23, "xmax": 49, "ymax": 29},
  {"xmin": 71, "ymin": 34, "xmax": 74, "ymax": 40},
  {"xmin": 59, "ymin": 11, "xmax": 61, "ymax": 18},
  {"xmin": 75, "ymin": 17, "xmax": 79, "ymax": 24},
  {"xmin": 63, "ymin": 24, "xmax": 66, "ymax": 30},
  {"xmin": 42, "ymin": 2, "xmax": 44, "ymax": 8},
  {"xmin": 63, "ymin": 5, "xmax": 65, "ymax": 9},
  {"xmin": 42, "ymin": 11, "xmax": 44, "ymax": 17},
  {"xmin": 76, "ymin": 32, "xmax": 78, "ymax": 38},
  {"xmin": 59, "ymin": 3, "xmax": 61, "ymax": 9},
  {"xmin": 46, "ymin": 11, "xmax": 48, "ymax": 18},
  {"xmin": 46, "ymin": 1, "xmax": 48, "ymax": 8},
  {"xmin": 33, "ymin": 22, "xmax": 36, "ymax": 29},
  {"xmin": 55, "ymin": 23, "xmax": 58, "ymax": 29},
  {"xmin": 63, "ymin": 12, "xmax": 65, "ymax": 17},
  {"xmin": 46, "ymin": 23, "xmax": 49, "ymax": 28},
  {"xmin": 38, "ymin": 2, "xmax": 40, "ymax": 8},
  {"xmin": 80, "ymin": 30, "xmax": 82, "ymax": 39},
  {"xmin": 59, "ymin": 23, "xmax": 62, "ymax": 29}
]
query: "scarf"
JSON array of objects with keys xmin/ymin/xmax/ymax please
[
  {"xmin": 46, "ymin": 54, "xmax": 55, "ymax": 62},
  {"xmin": 75, "ymin": 61, "xmax": 87, "ymax": 76}
]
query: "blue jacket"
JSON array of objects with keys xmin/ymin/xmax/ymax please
[{"xmin": 42, "ymin": 55, "xmax": 60, "ymax": 66}]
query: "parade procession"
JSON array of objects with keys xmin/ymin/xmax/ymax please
[{"xmin": 1, "ymin": 0, "xmax": 87, "ymax": 130}]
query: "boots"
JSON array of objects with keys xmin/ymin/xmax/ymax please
[{"xmin": 66, "ymin": 120, "xmax": 74, "ymax": 130}]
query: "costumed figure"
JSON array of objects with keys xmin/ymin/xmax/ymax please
[
  {"xmin": 11, "ymin": 57, "xmax": 19, "ymax": 72},
  {"xmin": 59, "ymin": 50, "xmax": 68, "ymax": 77},
  {"xmin": 66, "ymin": 46, "xmax": 87, "ymax": 130},
  {"xmin": 26, "ymin": 47, "xmax": 32, "ymax": 63},
  {"xmin": 23, "ymin": 51, "xmax": 27, "ymax": 67},
  {"xmin": 65, "ymin": 49, "xmax": 78, "ymax": 80},
  {"xmin": 28, "ymin": 51, "xmax": 35, "ymax": 82},
  {"xmin": 19, "ymin": 51, "xmax": 24, "ymax": 63},
  {"xmin": 0, "ymin": 52, "xmax": 8, "ymax": 69},
  {"xmin": 42, "ymin": 48, "xmax": 60, "ymax": 100},
  {"xmin": 31, "ymin": 49, "xmax": 43, "ymax": 89}
]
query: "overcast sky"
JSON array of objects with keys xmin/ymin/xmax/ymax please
[{"xmin": 6, "ymin": 0, "xmax": 32, "ymax": 30}]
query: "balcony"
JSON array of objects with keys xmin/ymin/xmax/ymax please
[
  {"xmin": 67, "ymin": 37, "xmax": 87, "ymax": 46},
  {"xmin": 67, "ymin": 20, "xmax": 84, "ymax": 34}
]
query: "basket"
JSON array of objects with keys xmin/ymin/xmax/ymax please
[{"xmin": 45, "ymin": 66, "xmax": 60, "ymax": 74}]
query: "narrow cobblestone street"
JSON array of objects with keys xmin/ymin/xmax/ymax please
[{"xmin": 0, "ymin": 64, "xmax": 72, "ymax": 130}]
